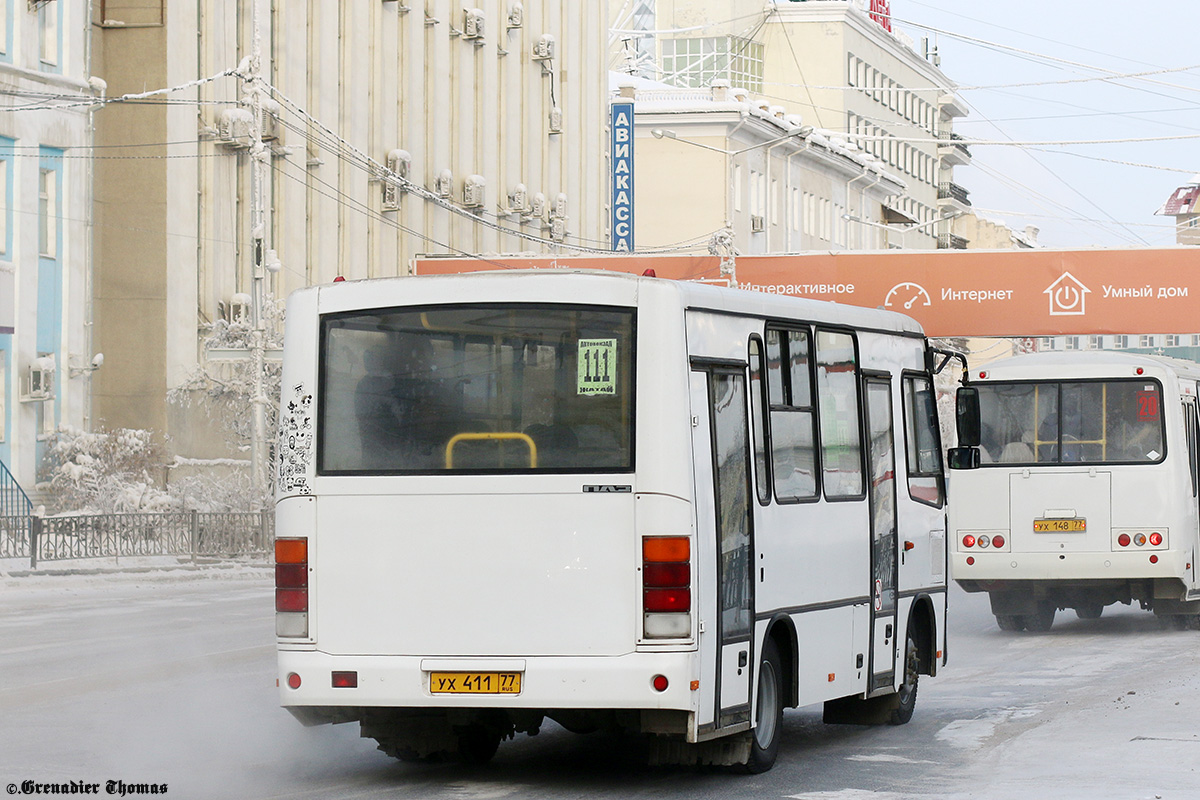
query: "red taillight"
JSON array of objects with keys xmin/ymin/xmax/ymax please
[
  {"xmin": 287, "ymin": 672, "xmax": 301, "ymax": 689},
  {"xmin": 1117, "ymin": 533, "xmax": 1131, "ymax": 548},
  {"xmin": 1150, "ymin": 554, "xmax": 1159, "ymax": 564},
  {"xmin": 1149, "ymin": 532, "xmax": 1163, "ymax": 546},
  {"xmin": 992, "ymin": 534, "xmax": 1006, "ymax": 548},
  {"xmin": 275, "ymin": 564, "xmax": 308, "ymax": 588},
  {"xmin": 652, "ymin": 674, "xmax": 669, "ymax": 692},
  {"xmin": 966, "ymin": 556, "xmax": 975, "ymax": 565},
  {"xmin": 276, "ymin": 588, "xmax": 308, "ymax": 613},
  {"xmin": 276, "ymin": 538, "xmax": 309, "ymax": 614},
  {"xmin": 332, "ymin": 671, "xmax": 358, "ymax": 688},
  {"xmin": 644, "ymin": 562, "xmax": 690, "ymax": 587},
  {"xmin": 962, "ymin": 535, "xmax": 976, "ymax": 549},
  {"xmin": 645, "ymin": 588, "xmax": 691, "ymax": 612}
]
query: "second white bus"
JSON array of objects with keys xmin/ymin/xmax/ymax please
[
  {"xmin": 274, "ymin": 270, "xmax": 950, "ymax": 771},
  {"xmin": 949, "ymin": 351, "xmax": 1200, "ymax": 631}
]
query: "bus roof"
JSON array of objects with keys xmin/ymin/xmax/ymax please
[
  {"xmin": 977, "ymin": 350, "xmax": 1200, "ymax": 383},
  {"xmin": 307, "ymin": 270, "xmax": 926, "ymax": 337}
]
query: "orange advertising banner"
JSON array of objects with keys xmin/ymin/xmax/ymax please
[{"xmin": 412, "ymin": 248, "xmax": 1200, "ymax": 337}]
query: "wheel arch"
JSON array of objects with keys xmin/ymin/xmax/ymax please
[
  {"xmin": 762, "ymin": 613, "xmax": 800, "ymax": 708},
  {"xmin": 906, "ymin": 594, "xmax": 939, "ymax": 678}
]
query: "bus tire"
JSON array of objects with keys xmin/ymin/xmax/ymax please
[
  {"xmin": 888, "ymin": 635, "xmax": 919, "ymax": 726},
  {"xmin": 457, "ymin": 724, "xmax": 501, "ymax": 765},
  {"xmin": 1075, "ymin": 604, "xmax": 1103, "ymax": 620},
  {"xmin": 1021, "ymin": 603, "xmax": 1056, "ymax": 632},
  {"xmin": 742, "ymin": 638, "xmax": 784, "ymax": 774},
  {"xmin": 995, "ymin": 614, "xmax": 1025, "ymax": 632}
]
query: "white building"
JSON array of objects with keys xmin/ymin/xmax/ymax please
[
  {"xmin": 617, "ymin": 0, "xmax": 972, "ymax": 249},
  {"xmin": 0, "ymin": 0, "xmax": 96, "ymax": 500},
  {"xmin": 90, "ymin": 1, "xmax": 611, "ymax": 488}
]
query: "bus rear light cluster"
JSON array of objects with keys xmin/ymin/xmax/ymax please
[
  {"xmin": 961, "ymin": 533, "xmax": 1005, "ymax": 550},
  {"xmin": 1115, "ymin": 530, "xmax": 1166, "ymax": 550},
  {"xmin": 276, "ymin": 538, "xmax": 310, "ymax": 638},
  {"xmin": 643, "ymin": 536, "xmax": 691, "ymax": 639}
]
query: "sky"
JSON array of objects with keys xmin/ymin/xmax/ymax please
[{"xmin": 890, "ymin": 0, "xmax": 1200, "ymax": 250}]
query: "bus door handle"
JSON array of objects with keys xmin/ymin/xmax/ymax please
[
  {"xmin": 885, "ymin": 624, "xmax": 893, "ymax": 641},
  {"xmin": 738, "ymin": 650, "xmax": 748, "ymax": 668}
]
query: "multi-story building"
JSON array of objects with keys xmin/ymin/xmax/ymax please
[
  {"xmin": 636, "ymin": 0, "xmax": 970, "ymax": 249},
  {"xmin": 1156, "ymin": 175, "xmax": 1200, "ymax": 246},
  {"xmin": 0, "ymin": 0, "xmax": 96, "ymax": 500},
  {"xmin": 90, "ymin": 1, "xmax": 610, "ymax": 490}
]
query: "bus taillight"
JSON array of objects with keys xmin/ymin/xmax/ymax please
[
  {"xmin": 643, "ymin": 536, "xmax": 691, "ymax": 638},
  {"xmin": 276, "ymin": 538, "xmax": 309, "ymax": 638}
]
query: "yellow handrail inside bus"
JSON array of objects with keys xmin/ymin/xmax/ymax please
[{"xmin": 445, "ymin": 433, "xmax": 538, "ymax": 469}]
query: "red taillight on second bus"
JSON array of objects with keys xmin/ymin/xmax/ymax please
[{"xmin": 642, "ymin": 536, "xmax": 692, "ymax": 637}]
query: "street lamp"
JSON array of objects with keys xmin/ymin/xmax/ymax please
[
  {"xmin": 842, "ymin": 211, "xmax": 964, "ymax": 247},
  {"xmin": 650, "ymin": 126, "xmax": 815, "ymax": 156}
]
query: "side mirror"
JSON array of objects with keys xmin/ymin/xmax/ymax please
[
  {"xmin": 947, "ymin": 446, "xmax": 981, "ymax": 470},
  {"xmin": 956, "ymin": 387, "xmax": 981, "ymax": 448}
]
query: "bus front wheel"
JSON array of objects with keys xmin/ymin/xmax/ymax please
[
  {"xmin": 742, "ymin": 638, "xmax": 784, "ymax": 774},
  {"xmin": 995, "ymin": 614, "xmax": 1025, "ymax": 632},
  {"xmin": 888, "ymin": 635, "xmax": 920, "ymax": 725}
]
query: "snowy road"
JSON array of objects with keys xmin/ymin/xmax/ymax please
[{"xmin": 1, "ymin": 567, "xmax": 1197, "ymax": 800}]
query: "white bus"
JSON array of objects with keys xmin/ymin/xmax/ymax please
[
  {"xmin": 949, "ymin": 350, "xmax": 1200, "ymax": 631},
  {"xmin": 274, "ymin": 270, "xmax": 950, "ymax": 771}
]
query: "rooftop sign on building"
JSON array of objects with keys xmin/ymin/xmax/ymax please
[{"xmin": 870, "ymin": 0, "xmax": 892, "ymax": 32}]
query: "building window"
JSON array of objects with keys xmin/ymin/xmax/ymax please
[
  {"xmin": 0, "ymin": 0, "xmax": 10, "ymax": 60},
  {"xmin": 1064, "ymin": 336, "xmax": 1080, "ymax": 351},
  {"xmin": 1166, "ymin": 334, "xmax": 1181, "ymax": 347},
  {"xmin": 39, "ymin": 167, "xmax": 58, "ymax": 258},
  {"xmin": 0, "ymin": 141, "xmax": 9, "ymax": 257},
  {"xmin": 1139, "ymin": 335, "xmax": 1154, "ymax": 348},
  {"xmin": 1088, "ymin": 335, "xmax": 1102, "ymax": 350},
  {"xmin": 661, "ymin": 35, "xmax": 764, "ymax": 92},
  {"xmin": 39, "ymin": 0, "xmax": 59, "ymax": 68},
  {"xmin": 1114, "ymin": 335, "xmax": 1129, "ymax": 349}
]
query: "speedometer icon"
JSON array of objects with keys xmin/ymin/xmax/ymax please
[{"xmin": 883, "ymin": 282, "xmax": 932, "ymax": 310}]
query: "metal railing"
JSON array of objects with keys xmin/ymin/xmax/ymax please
[
  {"xmin": 937, "ymin": 181, "xmax": 972, "ymax": 206},
  {"xmin": 8, "ymin": 510, "xmax": 272, "ymax": 569},
  {"xmin": 0, "ymin": 461, "xmax": 33, "ymax": 560}
]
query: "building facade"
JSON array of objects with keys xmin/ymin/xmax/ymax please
[
  {"xmin": 635, "ymin": 0, "xmax": 970, "ymax": 249},
  {"xmin": 90, "ymin": 1, "xmax": 611, "ymax": 482},
  {"xmin": 0, "ymin": 0, "xmax": 95, "ymax": 498}
]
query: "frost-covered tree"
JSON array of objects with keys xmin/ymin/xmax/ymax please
[
  {"xmin": 41, "ymin": 425, "xmax": 175, "ymax": 514},
  {"xmin": 167, "ymin": 293, "xmax": 285, "ymax": 510}
]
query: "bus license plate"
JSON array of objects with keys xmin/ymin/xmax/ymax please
[
  {"xmin": 429, "ymin": 672, "xmax": 522, "ymax": 695},
  {"xmin": 1034, "ymin": 519, "xmax": 1086, "ymax": 533}
]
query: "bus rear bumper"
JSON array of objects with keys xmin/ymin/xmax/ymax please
[
  {"xmin": 951, "ymin": 550, "xmax": 1189, "ymax": 584},
  {"xmin": 276, "ymin": 649, "xmax": 698, "ymax": 714}
]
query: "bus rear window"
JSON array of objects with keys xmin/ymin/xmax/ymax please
[
  {"xmin": 976, "ymin": 379, "xmax": 1164, "ymax": 465},
  {"xmin": 318, "ymin": 304, "xmax": 635, "ymax": 474}
]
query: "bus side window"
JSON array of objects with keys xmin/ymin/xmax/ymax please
[
  {"xmin": 903, "ymin": 375, "xmax": 945, "ymax": 507},
  {"xmin": 816, "ymin": 329, "xmax": 864, "ymax": 499},
  {"xmin": 765, "ymin": 327, "xmax": 818, "ymax": 502},
  {"xmin": 748, "ymin": 337, "xmax": 772, "ymax": 505},
  {"xmin": 1185, "ymin": 400, "xmax": 1198, "ymax": 498}
]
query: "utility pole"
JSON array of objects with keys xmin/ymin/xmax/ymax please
[{"xmin": 247, "ymin": 0, "xmax": 268, "ymax": 510}]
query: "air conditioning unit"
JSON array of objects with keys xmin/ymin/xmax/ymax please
[
  {"xmin": 229, "ymin": 292, "xmax": 252, "ymax": 324},
  {"xmin": 462, "ymin": 174, "xmax": 486, "ymax": 208},
  {"xmin": 510, "ymin": 183, "xmax": 528, "ymax": 213},
  {"xmin": 532, "ymin": 34, "xmax": 555, "ymax": 61},
  {"xmin": 435, "ymin": 169, "xmax": 454, "ymax": 198},
  {"xmin": 23, "ymin": 357, "xmax": 55, "ymax": 402},
  {"xmin": 548, "ymin": 106, "xmax": 563, "ymax": 134},
  {"xmin": 553, "ymin": 192, "xmax": 568, "ymax": 219},
  {"xmin": 751, "ymin": 215, "xmax": 765, "ymax": 233},
  {"xmin": 463, "ymin": 8, "xmax": 484, "ymax": 39},
  {"xmin": 259, "ymin": 98, "xmax": 283, "ymax": 143},
  {"xmin": 383, "ymin": 149, "xmax": 411, "ymax": 210},
  {"xmin": 216, "ymin": 108, "xmax": 254, "ymax": 149},
  {"xmin": 529, "ymin": 192, "xmax": 546, "ymax": 220},
  {"xmin": 550, "ymin": 216, "xmax": 567, "ymax": 242},
  {"xmin": 508, "ymin": 3, "xmax": 523, "ymax": 28}
]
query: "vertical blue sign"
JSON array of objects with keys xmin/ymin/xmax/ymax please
[{"xmin": 611, "ymin": 100, "xmax": 634, "ymax": 252}]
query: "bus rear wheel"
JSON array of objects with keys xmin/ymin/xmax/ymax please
[
  {"xmin": 741, "ymin": 638, "xmax": 784, "ymax": 774},
  {"xmin": 1021, "ymin": 603, "xmax": 1056, "ymax": 632},
  {"xmin": 995, "ymin": 614, "xmax": 1025, "ymax": 632},
  {"xmin": 1075, "ymin": 604, "xmax": 1104, "ymax": 620}
]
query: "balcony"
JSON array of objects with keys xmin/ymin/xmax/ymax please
[
  {"xmin": 938, "ymin": 132, "xmax": 972, "ymax": 167},
  {"xmin": 937, "ymin": 233, "xmax": 969, "ymax": 250},
  {"xmin": 937, "ymin": 181, "xmax": 971, "ymax": 214}
]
